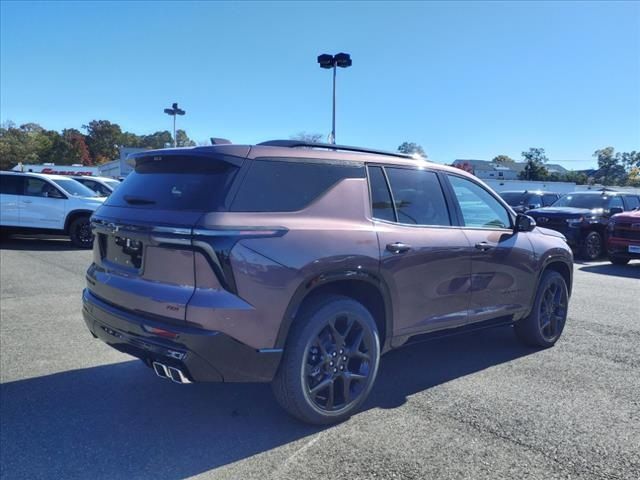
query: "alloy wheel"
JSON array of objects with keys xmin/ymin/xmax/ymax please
[
  {"xmin": 303, "ymin": 312, "xmax": 374, "ymax": 412},
  {"xmin": 586, "ymin": 234, "xmax": 601, "ymax": 259},
  {"xmin": 78, "ymin": 222, "xmax": 93, "ymax": 246},
  {"xmin": 538, "ymin": 279, "xmax": 567, "ymax": 342}
]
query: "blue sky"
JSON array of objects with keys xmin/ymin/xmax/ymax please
[{"xmin": 1, "ymin": 1, "xmax": 639, "ymax": 169}]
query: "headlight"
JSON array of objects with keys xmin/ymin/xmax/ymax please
[{"xmin": 566, "ymin": 217, "xmax": 584, "ymax": 226}]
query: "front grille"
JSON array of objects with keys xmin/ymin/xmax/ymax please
[
  {"xmin": 612, "ymin": 225, "xmax": 640, "ymax": 240},
  {"xmin": 534, "ymin": 217, "xmax": 568, "ymax": 232}
]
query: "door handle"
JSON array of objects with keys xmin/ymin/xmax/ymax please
[
  {"xmin": 475, "ymin": 242, "xmax": 494, "ymax": 251},
  {"xmin": 386, "ymin": 242, "xmax": 411, "ymax": 254}
]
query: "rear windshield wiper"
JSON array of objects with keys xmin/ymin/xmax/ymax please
[{"xmin": 123, "ymin": 195, "xmax": 156, "ymax": 205}]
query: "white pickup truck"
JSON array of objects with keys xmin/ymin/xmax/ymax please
[{"xmin": 0, "ymin": 171, "xmax": 105, "ymax": 247}]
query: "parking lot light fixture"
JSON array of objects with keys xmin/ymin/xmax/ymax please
[
  {"xmin": 163, "ymin": 102, "xmax": 186, "ymax": 147},
  {"xmin": 317, "ymin": 52, "xmax": 352, "ymax": 144}
]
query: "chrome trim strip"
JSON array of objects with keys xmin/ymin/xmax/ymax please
[{"xmin": 192, "ymin": 227, "xmax": 288, "ymax": 237}]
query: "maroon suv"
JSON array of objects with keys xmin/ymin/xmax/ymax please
[
  {"xmin": 607, "ymin": 209, "xmax": 640, "ymax": 264},
  {"xmin": 82, "ymin": 140, "xmax": 573, "ymax": 424}
]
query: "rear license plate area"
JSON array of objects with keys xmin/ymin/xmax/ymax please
[{"xmin": 105, "ymin": 235, "xmax": 144, "ymax": 269}]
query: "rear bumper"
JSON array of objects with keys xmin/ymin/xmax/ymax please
[{"xmin": 82, "ymin": 289, "xmax": 282, "ymax": 382}]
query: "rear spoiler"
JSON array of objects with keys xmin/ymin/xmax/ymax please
[{"xmin": 126, "ymin": 146, "xmax": 250, "ymax": 168}]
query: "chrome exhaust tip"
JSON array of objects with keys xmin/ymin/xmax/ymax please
[
  {"xmin": 168, "ymin": 366, "xmax": 192, "ymax": 384},
  {"xmin": 152, "ymin": 361, "xmax": 169, "ymax": 379}
]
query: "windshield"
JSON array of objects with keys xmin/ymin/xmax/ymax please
[
  {"xmin": 53, "ymin": 178, "xmax": 99, "ymax": 197},
  {"xmin": 551, "ymin": 194, "xmax": 608, "ymax": 209}
]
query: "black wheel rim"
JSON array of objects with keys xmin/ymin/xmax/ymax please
[
  {"xmin": 303, "ymin": 312, "xmax": 374, "ymax": 412},
  {"xmin": 538, "ymin": 279, "xmax": 567, "ymax": 341},
  {"xmin": 586, "ymin": 234, "xmax": 601, "ymax": 259},
  {"xmin": 77, "ymin": 222, "xmax": 93, "ymax": 245}
]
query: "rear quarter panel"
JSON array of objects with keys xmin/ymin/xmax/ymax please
[{"xmin": 191, "ymin": 178, "xmax": 380, "ymax": 349}]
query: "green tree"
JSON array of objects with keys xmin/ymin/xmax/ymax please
[
  {"xmin": 290, "ymin": 132, "xmax": 324, "ymax": 143},
  {"xmin": 119, "ymin": 131, "xmax": 142, "ymax": 148},
  {"xmin": 397, "ymin": 142, "xmax": 427, "ymax": 158},
  {"xmin": 176, "ymin": 129, "xmax": 196, "ymax": 147},
  {"xmin": 618, "ymin": 151, "xmax": 640, "ymax": 186},
  {"xmin": 593, "ymin": 147, "xmax": 626, "ymax": 186},
  {"xmin": 562, "ymin": 171, "xmax": 588, "ymax": 185},
  {"xmin": 0, "ymin": 122, "xmax": 29, "ymax": 170},
  {"xmin": 139, "ymin": 131, "xmax": 173, "ymax": 149},
  {"xmin": 518, "ymin": 148, "xmax": 549, "ymax": 181},
  {"xmin": 83, "ymin": 120, "xmax": 122, "ymax": 163},
  {"xmin": 492, "ymin": 155, "xmax": 515, "ymax": 164}
]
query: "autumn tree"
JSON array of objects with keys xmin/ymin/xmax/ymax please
[{"xmin": 83, "ymin": 120, "xmax": 122, "ymax": 163}]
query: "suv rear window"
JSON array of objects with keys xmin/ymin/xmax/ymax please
[
  {"xmin": 231, "ymin": 159, "xmax": 364, "ymax": 212},
  {"xmin": 106, "ymin": 155, "xmax": 239, "ymax": 211}
]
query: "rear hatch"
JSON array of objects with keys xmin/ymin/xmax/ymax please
[{"xmin": 86, "ymin": 147, "xmax": 248, "ymax": 323}]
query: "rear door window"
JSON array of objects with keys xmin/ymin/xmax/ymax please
[
  {"xmin": 0, "ymin": 175, "xmax": 23, "ymax": 195},
  {"xmin": 384, "ymin": 167, "xmax": 451, "ymax": 226},
  {"xmin": 231, "ymin": 159, "xmax": 364, "ymax": 212},
  {"xmin": 106, "ymin": 155, "xmax": 239, "ymax": 211}
]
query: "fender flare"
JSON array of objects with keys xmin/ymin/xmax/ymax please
[
  {"xmin": 275, "ymin": 269, "xmax": 394, "ymax": 352},
  {"xmin": 522, "ymin": 254, "xmax": 573, "ymax": 320}
]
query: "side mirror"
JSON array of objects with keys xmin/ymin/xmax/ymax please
[
  {"xmin": 515, "ymin": 213, "xmax": 536, "ymax": 232},
  {"xmin": 609, "ymin": 207, "xmax": 623, "ymax": 215}
]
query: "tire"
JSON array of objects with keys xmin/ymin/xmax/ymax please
[
  {"xmin": 272, "ymin": 295, "xmax": 380, "ymax": 425},
  {"xmin": 609, "ymin": 255, "xmax": 630, "ymax": 266},
  {"xmin": 69, "ymin": 216, "xmax": 93, "ymax": 248},
  {"xmin": 579, "ymin": 231, "xmax": 603, "ymax": 260},
  {"xmin": 515, "ymin": 270, "xmax": 568, "ymax": 348}
]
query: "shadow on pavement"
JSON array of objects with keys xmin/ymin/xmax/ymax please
[
  {"xmin": 0, "ymin": 235, "xmax": 83, "ymax": 251},
  {"xmin": 0, "ymin": 326, "xmax": 534, "ymax": 479},
  {"xmin": 578, "ymin": 262, "xmax": 640, "ymax": 279}
]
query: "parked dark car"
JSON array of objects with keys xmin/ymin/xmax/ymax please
[
  {"xmin": 499, "ymin": 190, "xmax": 561, "ymax": 213},
  {"xmin": 607, "ymin": 208, "xmax": 640, "ymax": 265},
  {"xmin": 82, "ymin": 140, "xmax": 573, "ymax": 424},
  {"xmin": 527, "ymin": 191, "xmax": 640, "ymax": 260}
]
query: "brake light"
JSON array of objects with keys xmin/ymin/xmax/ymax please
[{"xmin": 142, "ymin": 325, "xmax": 178, "ymax": 339}]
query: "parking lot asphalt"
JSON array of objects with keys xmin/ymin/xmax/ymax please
[{"xmin": 1, "ymin": 236, "xmax": 639, "ymax": 480}]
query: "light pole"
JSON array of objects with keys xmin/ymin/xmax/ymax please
[
  {"xmin": 317, "ymin": 53, "xmax": 352, "ymax": 144},
  {"xmin": 163, "ymin": 102, "xmax": 186, "ymax": 147}
]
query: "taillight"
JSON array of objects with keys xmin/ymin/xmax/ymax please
[{"xmin": 142, "ymin": 325, "xmax": 178, "ymax": 339}]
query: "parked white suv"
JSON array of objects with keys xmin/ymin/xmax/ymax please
[
  {"xmin": 0, "ymin": 171, "xmax": 105, "ymax": 247},
  {"xmin": 71, "ymin": 176, "xmax": 121, "ymax": 196}
]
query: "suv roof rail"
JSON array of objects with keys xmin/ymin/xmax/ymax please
[{"xmin": 257, "ymin": 139, "xmax": 416, "ymax": 160}]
